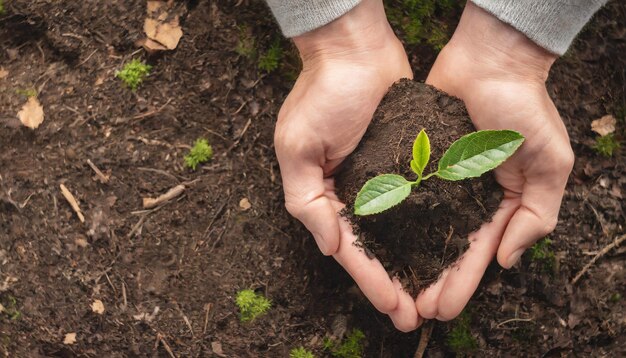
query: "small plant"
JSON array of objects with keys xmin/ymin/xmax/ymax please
[
  {"xmin": 0, "ymin": 0, "xmax": 5, "ymax": 15},
  {"xmin": 323, "ymin": 329, "xmax": 365, "ymax": 358},
  {"xmin": 116, "ymin": 59, "xmax": 152, "ymax": 91},
  {"xmin": 235, "ymin": 26, "xmax": 256, "ymax": 59},
  {"xmin": 530, "ymin": 237, "xmax": 556, "ymax": 272},
  {"xmin": 258, "ymin": 39, "xmax": 282, "ymax": 72},
  {"xmin": 354, "ymin": 129, "xmax": 524, "ymax": 215},
  {"xmin": 447, "ymin": 310, "xmax": 477, "ymax": 354},
  {"xmin": 289, "ymin": 347, "xmax": 315, "ymax": 358},
  {"xmin": 235, "ymin": 289, "xmax": 271, "ymax": 322},
  {"xmin": 593, "ymin": 133, "xmax": 620, "ymax": 157},
  {"xmin": 385, "ymin": 0, "xmax": 460, "ymax": 50},
  {"xmin": 184, "ymin": 138, "xmax": 213, "ymax": 170}
]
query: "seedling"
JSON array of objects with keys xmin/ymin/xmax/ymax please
[
  {"xmin": 184, "ymin": 138, "xmax": 213, "ymax": 170},
  {"xmin": 447, "ymin": 310, "xmax": 477, "ymax": 354},
  {"xmin": 593, "ymin": 133, "xmax": 620, "ymax": 157},
  {"xmin": 235, "ymin": 289, "xmax": 271, "ymax": 322},
  {"xmin": 289, "ymin": 347, "xmax": 315, "ymax": 358},
  {"xmin": 258, "ymin": 39, "xmax": 282, "ymax": 73},
  {"xmin": 354, "ymin": 129, "xmax": 524, "ymax": 216},
  {"xmin": 235, "ymin": 25, "xmax": 256, "ymax": 59},
  {"xmin": 116, "ymin": 59, "xmax": 152, "ymax": 91},
  {"xmin": 323, "ymin": 329, "xmax": 365, "ymax": 358},
  {"xmin": 530, "ymin": 237, "xmax": 556, "ymax": 273}
]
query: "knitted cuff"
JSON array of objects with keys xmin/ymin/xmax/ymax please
[
  {"xmin": 266, "ymin": 0, "xmax": 362, "ymax": 38},
  {"xmin": 471, "ymin": 0, "xmax": 607, "ymax": 55}
]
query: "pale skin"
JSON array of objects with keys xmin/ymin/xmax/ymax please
[{"xmin": 274, "ymin": 0, "xmax": 574, "ymax": 332}]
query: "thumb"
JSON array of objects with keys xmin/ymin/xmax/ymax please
[
  {"xmin": 276, "ymin": 133, "xmax": 340, "ymax": 255},
  {"xmin": 497, "ymin": 180, "xmax": 566, "ymax": 268}
]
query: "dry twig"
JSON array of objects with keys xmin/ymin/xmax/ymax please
[
  {"xmin": 87, "ymin": 159, "xmax": 110, "ymax": 183},
  {"xmin": 59, "ymin": 184, "xmax": 85, "ymax": 223},
  {"xmin": 143, "ymin": 184, "xmax": 185, "ymax": 209},
  {"xmin": 414, "ymin": 320, "xmax": 434, "ymax": 358},
  {"xmin": 572, "ymin": 233, "xmax": 626, "ymax": 284}
]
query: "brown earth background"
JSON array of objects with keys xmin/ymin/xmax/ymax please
[{"xmin": 0, "ymin": 0, "xmax": 624, "ymax": 356}]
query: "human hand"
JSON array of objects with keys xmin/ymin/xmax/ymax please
[
  {"xmin": 416, "ymin": 2, "xmax": 574, "ymax": 320},
  {"xmin": 274, "ymin": 0, "xmax": 423, "ymax": 331}
]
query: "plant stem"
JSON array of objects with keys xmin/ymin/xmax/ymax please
[{"xmin": 422, "ymin": 172, "xmax": 438, "ymax": 181}]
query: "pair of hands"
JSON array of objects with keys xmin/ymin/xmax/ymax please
[{"xmin": 274, "ymin": 0, "xmax": 574, "ymax": 331}]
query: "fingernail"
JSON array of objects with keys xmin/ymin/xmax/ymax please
[
  {"xmin": 312, "ymin": 232, "xmax": 329, "ymax": 254},
  {"xmin": 507, "ymin": 249, "xmax": 525, "ymax": 268}
]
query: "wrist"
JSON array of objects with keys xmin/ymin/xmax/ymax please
[
  {"xmin": 445, "ymin": 2, "xmax": 557, "ymax": 83},
  {"xmin": 293, "ymin": 0, "xmax": 398, "ymax": 66}
]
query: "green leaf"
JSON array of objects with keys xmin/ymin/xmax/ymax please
[
  {"xmin": 354, "ymin": 174, "xmax": 412, "ymax": 216},
  {"xmin": 437, "ymin": 130, "xmax": 524, "ymax": 181},
  {"xmin": 410, "ymin": 129, "xmax": 430, "ymax": 177}
]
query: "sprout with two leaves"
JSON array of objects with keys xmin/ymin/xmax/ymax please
[{"xmin": 354, "ymin": 129, "xmax": 525, "ymax": 216}]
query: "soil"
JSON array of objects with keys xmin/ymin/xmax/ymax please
[
  {"xmin": 336, "ymin": 80, "xmax": 501, "ymax": 296},
  {"xmin": 0, "ymin": 0, "xmax": 624, "ymax": 357}
]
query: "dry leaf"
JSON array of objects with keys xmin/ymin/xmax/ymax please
[
  {"xmin": 136, "ymin": 37, "xmax": 168, "ymax": 52},
  {"xmin": 91, "ymin": 299, "xmax": 105, "ymax": 314},
  {"xmin": 60, "ymin": 184, "xmax": 85, "ymax": 223},
  {"xmin": 0, "ymin": 303, "xmax": 5, "ymax": 313},
  {"xmin": 0, "ymin": 68, "xmax": 8, "ymax": 79},
  {"xmin": 591, "ymin": 115, "xmax": 616, "ymax": 136},
  {"xmin": 17, "ymin": 97, "xmax": 45, "ymax": 129},
  {"xmin": 239, "ymin": 198, "xmax": 251, "ymax": 211},
  {"xmin": 63, "ymin": 332, "xmax": 77, "ymax": 345},
  {"xmin": 143, "ymin": 17, "xmax": 183, "ymax": 50},
  {"xmin": 211, "ymin": 341, "xmax": 226, "ymax": 357}
]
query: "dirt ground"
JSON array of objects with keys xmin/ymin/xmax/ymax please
[{"xmin": 0, "ymin": 0, "xmax": 624, "ymax": 357}]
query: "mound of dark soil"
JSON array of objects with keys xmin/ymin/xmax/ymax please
[{"xmin": 336, "ymin": 80, "xmax": 502, "ymax": 296}]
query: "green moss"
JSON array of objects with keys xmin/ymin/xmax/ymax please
[
  {"xmin": 116, "ymin": 59, "xmax": 152, "ymax": 91},
  {"xmin": 184, "ymin": 138, "xmax": 213, "ymax": 170},
  {"xmin": 447, "ymin": 310, "xmax": 477, "ymax": 354},
  {"xmin": 235, "ymin": 289, "xmax": 271, "ymax": 322},
  {"xmin": 235, "ymin": 25, "xmax": 256, "ymax": 59},
  {"xmin": 530, "ymin": 238, "xmax": 556, "ymax": 273},
  {"xmin": 324, "ymin": 329, "xmax": 365, "ymax": 358},
  {"xmin": 15, "ymin": 88, "xmax": 38, "ymax": 98},
  {"xmin": 1, "ymin": 295, "xmax": 21, "ymax": 321},
  {"xmin": 593, "ymin": 133, "xmax": 620, "ymax": 157},
  {"xmin": 385, "ymin": 0, "xmax": 463, "ymax": 50},
  {"xmin": 289, "ymin": 347, "xmax": 315, "ymax": 358},
  {"xmin": 258, "ymin": 39, "xmax": 282, "ymax": 73}
]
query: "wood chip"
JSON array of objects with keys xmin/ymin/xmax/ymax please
[
  {"xmin": 142, "ymin": 184, "xmax": 185, "ymax": 209},
  {"xmin": 91, "ymin": 299, "xmax": 105, "ymax": 314},
  {"xmin": 239, "ymin": 197, "xmax": 251, "ymax": 211},
  {"xmin": 60, "ymin": 184, "xmax": 85, "ymax": 223},
  {"xmin": 63, "ymin": 332, "xmax": 77, "ymax": 345}
]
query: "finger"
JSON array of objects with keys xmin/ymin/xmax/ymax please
[
  {"xmin": 435, "ymin": 199, "xmax": 518, "ymax": 320},
  {"xmin": 276, "ymin": 141, "xmax": 339, "ymax": 256},
  {"xmin": 388, "ymin": 278, "xmax": 422, "ymax": 332},
  {"xmin": 497, "ymin": 178, "xmax": 567, "ymax": 268},
  {"xmin": 415, "ymin": 270, "xmax": 449, "ymax": 319},
  {"xmin": 331, "ymin": 205, "xmax": 399, "ymax": 314}
]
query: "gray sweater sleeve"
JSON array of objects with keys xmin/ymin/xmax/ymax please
[
  {"xmin": 267, "ymin": 0, "xmax": 607, "ymax": 56},
  {"xmin": 265, "ymin": 0, "xmax": 361, "ymax": 38},
  {"xmin": 471, "ymin": 0, "xmax": 608, "ymax": 55}
]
